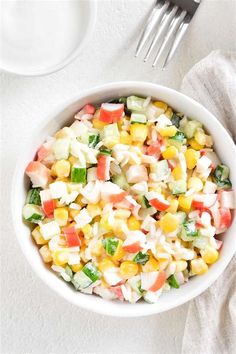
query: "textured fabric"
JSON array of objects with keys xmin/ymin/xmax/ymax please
[{"xmin": 181, "ymin": 51, "xmax": 236, "ymax": 354}]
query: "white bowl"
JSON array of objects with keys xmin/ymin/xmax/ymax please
[
  {"xmin": 0, "ymin": 0, "xmax": 97, "ymax": 76},
  {"xmin": 11, "ymin": 81, "xmax": 236, "ymax": 317}
]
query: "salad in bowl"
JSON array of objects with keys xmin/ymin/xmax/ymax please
[{"xmin": 22, "ymin": 94, "xmax": 235, "ymax": 304}]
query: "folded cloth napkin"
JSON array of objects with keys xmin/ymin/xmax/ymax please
[{"xmin": 181, "ymin": 51, "xmax": 236, "ymax": 354}]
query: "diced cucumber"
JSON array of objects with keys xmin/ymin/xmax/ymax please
[
  {"xmin": 99, "ymin": 148, "xmax": 112, "ymax": 156},
  {"xmin": 102, "ymin": 237, "xmax": 119, "ymax": 256},
  {"xmin": 127, "ymin": 96, "xmax": 146, "ymax": 112},
  {"xmin": 214, "ymin": 164, "xmax": 229, "ymax": 181},
  {"xmin": 175, "ymin": 211, "xmax": 186, "ymax": 224},
  {"xmin": 133, "ymin": 252, "xmax": 149, "ymax": 265},
  {"xmin": 23, "ymin": 204, "xmax": 44, "ymax": 223},
  {"xmin": 168, "ymin": 275, "xmax": 180, "ymax": 289},
  {"xmin": 112, "ymin": 173, "xmax": 129, "ymax": 190},
  {"xmin": 180, "ymin": 220, "xmax": 198, "ymax": 241},
  {"xmin": 71, "ymin": 165, "xmax": 87, "ymax": 184},
  {"xmin": 150, "ymin": 160, "xmax": 170, "ymax": 182},
  {"xmin": 88, "ymin": 134, "xmax": 100, "ymax": 148},
  {"xmin": 167, "ymin": 138, "xmax": 183, "ymax": 150},
  {"xmin": 127, "ymin": 275, "xmax": 143, "ymax": 294},
  {"xmin": 103, "ymin": 123, "xmax": 120, "ymax": 139},
  {"xmin": 170, "ymin": 180, "xmax": 186, "ymax": 195},
  {"xmin": 26, "ymin": 188, "xmax": 41, "ymax": 205},
  {"xmin": 130, "ymin": 113, "xmax": 147, "ymax": 124},
  {"xmin": 61, "ymin": 265, "xmax": 73, "ymax": 282},
  {"xmin": 82, "ymin": 262, "xmax": 100, "ymax": 282},
  {"xmin": 182, "ymin": 120, "xmax": 202, "ymax": 139},
  {"xmin": 137, "ymin": 195, "xmax": 151, "ymax": 208},
  {"xmin": 171, "ymin": 113, "xmax": 181, "ymax": 128},
  {"xmin": 53, "ymin": 138, "xmax": 70, "ymax": 160},
  {"xmin": 72, "ymin": 270, "xmax": 93, "ymax": 290},
  {"xmin": 193, "ymin": 236, "xmax": 209, "ymax": 250},
  {"xmin": 170, "ymin": 131, "xmax": 186, "ymax": 141},
  {"xmin": 215, "ymin": 178, "xmax": 232, "ymax": 190}
]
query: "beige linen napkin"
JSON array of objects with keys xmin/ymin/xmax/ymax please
[{"xmin": 181, "ymin": 51, "xmax": 236, "ymax": 354}]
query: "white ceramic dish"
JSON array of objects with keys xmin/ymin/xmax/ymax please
[
  {"xmin": 0, "ymin": 0, "xmax": 97, "ymax": 76},
  {"xmin": 11, "ymin": 82, "xmax": 236, "ymax": 317}
]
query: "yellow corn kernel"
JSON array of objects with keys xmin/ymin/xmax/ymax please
[
  {"xmin": 103, "ymin": 136, "xmax": 120, "ymax": 149},
  {"xmin": 157, "ymin": 258, "xmax": 169, "ymax": 270},
  {"xmin": 159, "ymin": 213, "xmax": 179, "ymax": 233},
  {"xmin": 53, "ymin": 159, "xmax": 71, "ymax": 178},
  {"xmin": 82, "ymin": 224, "xmax": 93, "ymax": 239},
  {"xmin": 93, "ymin": 216, "xmax": 101, "ymax": 223},
  {"xmin": 87, "ymin": 204, "xmax": 102, "ymax": 218},
  {"xmin": 53, "ymin": 250, "xmax": 68, "ymax": 266},
  {"xmin": 130, "ymin": 123, "xmax": 148, "ymax": 142},
  {"xmin": 185, "ymin": 148, "xmax": 199, "ymax": 169},
  {"xmin": 165, "ymin": 107, "xmax": 173, "ymax": 118},
  {"xmin": 98, "ymin": 258, "xmax": 115, "ymax": 272},
  {"xmin": 92, "ymin": 118, "xmax": 108, "ymax": 130},
  {"xmin": 159, "ymin": 125, "xmax": 177, "ymax": 137},
  {"xmin": 120, "ymin": 261, "xmax": 139, "ymax": 279},
  {"xmin": 191, "ymin": 258, "xmax": 208, "ymax": 275},
  {"xmin": 112, "ymin": 240, "xmax": 125, "ymax": 261},
  {"xmin": 153, "ymin": 101, "xmax": 168, "ymax": 111},
  {"xmin": 194, "ymin": 129, "xmax": 206, "ymax": 146},
  {"xmin": 54, "ymin": 127, "xmax": 73, "ymax": 139},
  {"xmin": 50, "ymin": 163, "xmax": 57, "ymax": 177},
  {"xmin": 91, "ymin": 240, "xmax": 104, "ymax": 257},
  {"xmin": 162, "ymin": 146, "xmax": 178, "ymax": 159},
  {"xmin": 188, "ymin": 177, "xmax": 203, "ymax": 192},
  {"xmin": 68, "ymin": 156, "xmax": 79, "ymax": 166},
  {"xmin": 142, "ymin": 256, "xmax": 159, "ymax": 272},
  {"xmin": 188, "ymin": 138, "xmax": 204, "ymax": 151},
  {"xmin": 100, "ymin": 214, "xmax": 113, "ymax": 231},
  {"xmin": 127, "ymin": 216, "xmax": 141, "ymax": 230},
  {"xmin": 174, "ymin": 260, "xmax": 188, "ymax": 272},
  {"xmin": 54, "ymin": 207, "xmax": 69, "ymax": 226},
  {"xmin": 166, "ymin": 199, "xmax": 179, "ymax": 213},
  {"xmin": 178, "ymin": 195, "xmax": 193, "ymax": 212},
  {"xmin": 205, "ymin": 135, "xmax": 213, "ymax": 147},
  {"xmin": 32, "ymin": 226, "xmax": 48, "ymax": 245},
  {"xmin": 39, "ymin": 245, "xmax": 52, "ymax": 263},
  {"xmin": 200, "ymin": 246, "xmax": 219, "ymax": 265},
  {"xmin": 99, "ymin": 200, "xmax": 106, "ymax": 209},
  {"xmin": 115, "ymin": 209, "xmax": 131, "ymax": 219},
  {"xmin": 120, "ymin": 131, "xmax": 132, "ymax": 145},
  {"xmin": 75, "ymin": 195, "xmax": 86, "ymax": 207},
  {"xmin": 69, "ymin": 209, "xmax": 80, "ymax": 220},
  {"xmin": 71, "ymin": 264, "xmax": 83, "ymax": 272},
  {"xmin": 172, "ymin": 164, "xmax": 183, "ymax": 180}
]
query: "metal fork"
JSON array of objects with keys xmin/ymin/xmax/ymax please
[{"xmin": 135, "ymin": 0, "xmax": 201, "ymax": 68}]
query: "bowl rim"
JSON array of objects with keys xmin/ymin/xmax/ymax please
[
  {"xmin": 0, "ymin": 0, "xmax": 97, "ymax": 77},
  {"xmin": 11, "ymin": 81, "xmax": 236, "ymax": 317}
]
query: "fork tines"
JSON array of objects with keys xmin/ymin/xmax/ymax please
[{"xmin": 135, "ymin": 0, "xmax": 200, "ymax": 68}]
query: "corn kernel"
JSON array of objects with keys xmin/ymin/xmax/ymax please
[
  {"xmin": 191, "ymin": 258, "xmax": 208, "ymax": 275},
  {"xmin": 87, "ymin": 204, "xmax": 102, "ymax": 218},
  {"xmin": 53, "ymin": 159, "xmax": 70, "ymax": 178},
  {"xmin": 53, "ymin": 250, "xmax": 68, "ymax": 266},
  {"xmin": 205, "ymin": 135, "xmax": 213, "ymax": 147},
  {"xmin": 68, "ymin": 156, "xmax": 79, "ymax": 166},
  {"xmin": 82, "ymin": 224, "xmax": 93, "ymax": 239},
  {"xmin": 39, "ymin": 245, "xmax": 52, "ymax": 263},
  {"xmin": 159, "ymin": 125, "xmax": 177, "ymax": 137},
  {"xmin": 142, "ymin": 256, "xmax": 159, "ymax": 272},
  {"xmin": 194, "ymin": 129, "xmax": 206, "ymax": 146},
  {"xmin": 92, "ymin": 118, "xmax": 108, "ymax": 130},
  {"xmin": 75, "ymin": 195, "xmax": 86, "ymax": 207},
  {"xmin": 120, "ymin": 261, "xmax": 139, "ymax": 279},
  {"xmin": 54, "ymin": 207, "xmax": 69, "ymax": 226},
  {"xmin": 91, "ymin": 240, "xmax": 104, "ymax": 257},
  {"xmin": 178, "ymin": 195, "xmax": 193, "ymax": 211},
  {"xmin": 200, "ymin": 246, "xmax": 219, "ymax": 265},
  {"xmin": 165, "ymin": 107, "xmax": 173, "ymax": 118},
  {"xmin": 159, "ymin": 213, "xmax": 179, "ymax": 233},
  {"xmin": 120, "ymin": 131, "xmax": 132, "ymax": 145},
  {"xmin": 185, "ymin": 148, "xmax": 199, "ymax": 169},
  {"xmin": 98, "ymin": 258, "xmax": 115, "ymax": 271},
  {"xmin": 127, "ymin": 216, "xmax": 141, "ymax": 230},
  {"xmin": 99, "ymin": 200, "xmax": 106, "ymax": 209},
  {"xmin": 103, "ymin": 136, "xmax": 120, "ymax": 149},
  {"xmin": 115, "ymin": 209, "xmax": 131, "ymax": 219},
  {"xmin": 71, "ymin": 264, "xmax": 83, "ymax": 272},
  {"xmin": 111, "ymin": 240, "xmax": 125, "ymax": 261},
  {"xmin": 112, "ymin": 219, "xmax": 125, "ymax": 235},
  {"xmin": 174, "ymin": 260, "xmax": 187, "ymax": 272},
  {"xmin": 188, "ymin": 138, "xmax": 204, "ymax": 151},
  {"xmin": 162, "ymin": 146, "xmax": 178, "ymax": 159},
  {"xmin": 187, "ymin": 177, "xmax": 203, "ymax": 192},
  {"xmin": 93, "ymin": 216, "xmax": 101, "ymax": 223},
  {"xmin": 100, "ymin": 214, "xmax": 113, "ymax": 231},
  {"xmin": 130, "ymin": 123, "xmax": 148, "ymax": 142},
  {"xmin": 172, "ymin": 164, "xmax": 183, "ymax": 180},
  {"xmin": 69, "ymin": 209, "xmax": 80, "ymax": 220},
  {"xmin": 166, "ymin": 199, "xmax": 179, "ymax": 213},
  {"xmin": 153, "ymin": 101, "xmax": 168, "ymax": 111},
  {"xmin": 54, "ymin": 127, "xmax": 73, "ymax": 139},
  {"xmin": 157, "ymin": 258, "xmax": 169, "ymax": 270},
  {"xmin": 32, "ymin": 226, "xmax": 48, "ymax": 245}
]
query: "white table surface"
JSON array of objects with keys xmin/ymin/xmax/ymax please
[{"xmin": 1, "ymin": 1, "xmax": 236, "ymax": 353}]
